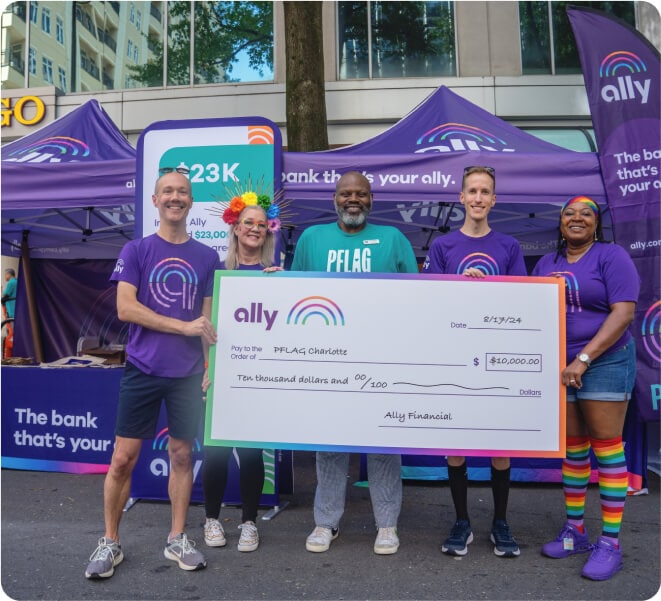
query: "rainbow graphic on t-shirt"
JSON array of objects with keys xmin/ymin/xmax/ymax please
[
  {"xmin": 149, "ymin": 258, "xmax": 199, "ymax": 310},
  {"xmin": 641, "ymin": 300, "xmax": 661, "ymax": 362},
  {"xmin": 457, "ymin": 253, "xmax": 500, "ymax": 276},
  {"xmin": 286, "ymin": 296, "xmax": 345, "ymax": 326},
  {"xmin": 599, "ymin": 50, "xmax": 647, "ymax": 77},
  {"xmin": 549, "ymin": 271, "xmax": 582, "ymax": 313}
]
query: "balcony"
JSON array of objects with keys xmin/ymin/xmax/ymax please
[
  {"xmin": 1, "ymin": 50, "xmax": 25, "ymax": 74},
  {"xmin": 102, "ymin": 71, "xmax": 114, "ymax": 89},
  {"xmin": 7, "ymin": 3, "xmax": 26, "ymax": 20},
  {"xmin": 108, "ymin": 1, "xmax": 120, "ymax": 15},
  {"xmin": 81, "ymin": 57, "xmax": 100, "ymax": 80},
  {"xmin": 75, "ymin": 5, "xmax": 97, "ymax": 38},
  {"xmin": 150, "ymin": 3, "xmax": 162, "ymax": 23},
  {"xmin": 99, "ymin": 29, "xmax": 117, "ymax": 53}
]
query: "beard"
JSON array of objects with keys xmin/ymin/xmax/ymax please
[{"xmin": 335, "ymin": 201, "xmax": 371, "ymax": 228}]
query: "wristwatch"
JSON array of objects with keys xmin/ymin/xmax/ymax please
[{"xmin": 577, "ymin": 352, "xmax": 592, "ymax": 367}]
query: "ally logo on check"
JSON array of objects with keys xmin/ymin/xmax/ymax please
[{"xmin": 233, "ymin": 296, "xmax": 345, "ymax": 330}]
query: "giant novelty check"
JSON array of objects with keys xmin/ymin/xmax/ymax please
[{"xmin": 205, "ymin": 272, "xmax": 566, "ymax": 458}]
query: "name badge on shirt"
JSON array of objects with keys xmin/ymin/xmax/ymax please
[{"xmin": 363, "ymin": 239, "xmax": 380, "ymax": 245}]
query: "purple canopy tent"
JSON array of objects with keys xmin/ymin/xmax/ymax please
[
  {"xmin": 282, "ymin": 86, "xmax": 608, "ymax": 260},
  {"xmin": 1, "ymin": 99, "xmax": 136, "ymax": 260},
  {"xmin": 282, "ymin": 87, "xmax": 650, "ymax": 491},
  {"xmin": 1, "ymin": 99, "xmax": 136, "ymax": 362}
]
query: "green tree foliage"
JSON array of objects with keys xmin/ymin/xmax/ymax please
[{"xmin": 129, "ymin": 1, "xmax": 273, "ymax": 87}]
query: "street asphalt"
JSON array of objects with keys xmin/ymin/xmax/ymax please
[{"xmin": 1, "ymin": 451, "xmax": 659, "ymax": 601}]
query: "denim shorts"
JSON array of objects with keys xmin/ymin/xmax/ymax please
[
  {"xmin": 567, "ymin": 339, "xmax": 636, "ymax": 402},
  {"xmin": 115, "ymin": 361, "xmax": 204, "ymax": 440}
]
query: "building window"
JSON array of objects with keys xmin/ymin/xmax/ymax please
[
  {"xmin": 520, "ymin": 1, "xmax": 636, "ymax": 74},
  {"xmin": 28, "ymin": 46, "xmax": 37, "ymax": 75},
  {"xmin": 58, "ymin": 65, "xmax": 67, "ymax": 91},
  {"xmin": 127, "ymin": 39, "xmax": 133, "ymax": 59},
  {"xmin": 29, "ymin": 1, "xmax": 38, "ymax": 24},
  {"xmin": 56, "ymin": 15, "xmax": 64, "ymax": 44},
  {"xmin": 136, "ymin": 10, "xmax": 142, "ymax": 30},
  {"xmin": 338, "ymin": 1, "xmax": 456, "ymax": 79},
  {"xmin": 133, "ymin": 45, "xmax": 139, "ymax": 63},
  {"xmin": 129, "ymin": 2, "xmax": 135, "ymax": 23},
  {"xmin": 41, "ymin": 6, "xmax": 51, "ymax": 34},
  {"xmin": 9, "ymin": 43, "xmax": 24, "ymax": 72},
  {"xmin": 42, "ymin": 56, "xmax": 54, "ymax": 83}
]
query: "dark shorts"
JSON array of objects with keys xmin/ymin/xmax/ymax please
[
  {"xmin": 567, "ymin": 340, "xmax": 636, "ymax": 402},
  {"xmin": 115, "ymin": 361, "xmax": 204, "ymax": 440}
]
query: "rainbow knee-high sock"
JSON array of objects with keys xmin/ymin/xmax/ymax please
[
  {"xmin": 563, "ymin": 435, "xmax": 591, "ymax": 532},
  {"xmin": 591, "ymin": 436, "xmax": 628, "ymax": 544}
]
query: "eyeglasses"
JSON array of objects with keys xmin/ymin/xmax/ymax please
[
  {"xmin": 463, "ymin": 165, "xmax": 495, "ymax": 176},
  {"xmin": 240, "ymin": 218, "xmax": 268, "ymax": 231},
  {"xmin": 159, "ymin": 166, "xmax": 190, "ymax": 175}
]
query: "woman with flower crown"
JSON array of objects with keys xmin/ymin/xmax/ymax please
[{"xmin": 202, "ymin": 193, "xmax": 282, "ymax": 554}]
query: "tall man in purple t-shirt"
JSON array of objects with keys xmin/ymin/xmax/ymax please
[
  {"xmin": 422, "ymin": 165, "xmax": 526, "ymax": 559},
  {"xmin": 85, "ymin": 169, "xmax": 221, "ymax": 579}
]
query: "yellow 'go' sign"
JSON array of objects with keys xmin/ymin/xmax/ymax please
[{"xmin": 1, "ymin": 96, "xmax": 46, "ymax": 127}]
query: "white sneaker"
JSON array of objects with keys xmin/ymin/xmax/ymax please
[
  {"xmin": 204, "ymin": 518, "xmax": 226, "ymax": 547},
  {"xmin": 374, "ymin": 527, "xmax": 399, "ymax": 555},
  {"xmin": 237, "ymin": 521, "xmax": 259, "ymax": 552},
  {"xmin": 305, "ymin": 526, "xmax": 338, "ymax": 552}
]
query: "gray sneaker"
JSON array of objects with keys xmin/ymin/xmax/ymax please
[
  {"xmin": 85, "ymin": 537, "xmax": 123, "ymax": 579},
  {"xmin": 164, "ymin": 533, "xmax": 207, "ymax": 571}
]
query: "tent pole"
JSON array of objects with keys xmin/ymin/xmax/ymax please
[{"xmin": 20, "ymin": 231, "xmax": 43, "ymax": 364}]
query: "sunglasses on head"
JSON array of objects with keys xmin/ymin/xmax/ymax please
[
  {"xmin": 159, "ymin": 166, "xmax": 190, "ymax": 175},
  {"xmin": 463, "ymin": 165, "xmax": 495, "ymax": 176}
]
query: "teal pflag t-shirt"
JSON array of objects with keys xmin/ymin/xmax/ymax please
[{"xmin": 291, "ymin": 222, "xmax": 419, "ymax": 274}]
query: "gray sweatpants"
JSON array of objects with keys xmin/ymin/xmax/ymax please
[{"xmin": 313, "ymin": 451, "xmax": 402, "ymax": 529}]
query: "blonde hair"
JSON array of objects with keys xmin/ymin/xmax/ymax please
[{"xmin": 224, "ymin": 206, "xmax": 276, "ymax": 270}]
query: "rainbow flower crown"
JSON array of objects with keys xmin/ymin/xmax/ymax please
[{"xmin": 208, "ymin": 176, "xmax": 293, "ymax": 234}]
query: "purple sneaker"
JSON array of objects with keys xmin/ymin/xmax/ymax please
[
  {"xmin": 542, "ymin": 523, "xmax": 592, "ymax": 559},
  {"xmin": 581, "ymin": 536, "xmax": 623, "ymax": 581}
]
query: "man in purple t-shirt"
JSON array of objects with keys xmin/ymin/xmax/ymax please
[
  {"xmin": 85, "ymin": 169, "xmax": 221, "ymax": 580},
  {"xmin": 422, "ymin": 166, "xmax": 525, "ymax": 559}
]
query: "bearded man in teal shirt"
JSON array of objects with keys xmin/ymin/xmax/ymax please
[{"xmin": 292, "ymin": 171, "xmax": 418, "ymax": 555}]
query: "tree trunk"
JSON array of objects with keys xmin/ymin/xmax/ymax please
[{"xmin": 284, "ymin": 2, "xmax": 329, "ymax": 152}]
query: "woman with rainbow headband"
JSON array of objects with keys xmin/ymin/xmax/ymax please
[
  {"xmin": 532, "ymin": 195, "xmax": 639, "ymax": 581},
  {"xmin": 202, "ymin": 191, "xmax": 282, "ymax": 553}
]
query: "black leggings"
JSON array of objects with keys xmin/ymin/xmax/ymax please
[{"xmin": 202, "ymin": 446, "xmax": 265, "ymax": 523}]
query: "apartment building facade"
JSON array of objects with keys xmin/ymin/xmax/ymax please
[{"xmin": 1, "ymin": 1, "xmax": 659, "ymax": 148}]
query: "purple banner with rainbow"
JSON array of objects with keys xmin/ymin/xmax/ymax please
[{"xmin": 568, "ymin": 7, "xmax": 661, "ymax": 422}]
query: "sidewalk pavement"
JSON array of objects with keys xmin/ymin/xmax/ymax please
[{"xmin": 2, "ymin": 451, "xmax": 659, "ymax": 601}]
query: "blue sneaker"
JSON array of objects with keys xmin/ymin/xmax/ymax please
[
  {"xmin": 442, "ymin": 519, "xmax": 473, "ymax": 556},
  {"xmin": 581, "ymin": 536, "xmax": 623, "ymax": 581},
  {"xmin": 542, "ymin": 523, "xmax": 592, "ymax": 559},
  {"xmin": 490, "ymin": 520, "xmax": 520, "ymax": 557}
]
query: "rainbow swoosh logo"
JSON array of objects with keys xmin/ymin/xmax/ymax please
[
  {"xmin": 550, "ymin": 271, "xmax": 582, "ymax": 313},
  {"xmin": 641, "ymin": 300, "xmax": 661, "ymax": 362},
  {"xmin": 152, "ymin": 427, "xmax": 202, "ymax": 453},
  {"xmin": 287, "ymin": 296, "xmax": 345, "ymax": 326},
  {"xmin": 416, "ymin": 122, "xmax": 507, "ymax": 147},
  {"xmin": 149, "ymin": 258, "xmax": 199, "ymax": 310},
  {"xmin": 457, "ymin": 253, "xmax": 500, "ymax": 276},
  {"xmin": 6, "ymin": 136, "xmax": 91, "ymax": 159},
  {"xmin": 599, "ymin": 51, "xmax": 647, "ymax": 77}
]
